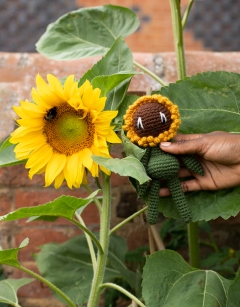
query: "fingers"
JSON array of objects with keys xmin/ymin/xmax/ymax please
[
  {"xmin": 159, "ymin": 178, "xmax": 203, "ymax": 197},
  {"xmin": 160, "ymin": 139, "xmax": 201, "ymax": 155}
]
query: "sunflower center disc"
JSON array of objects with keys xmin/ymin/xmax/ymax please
[{"xmin": 43, "ymin": 103, "xmax": 95, "ymax": 155}]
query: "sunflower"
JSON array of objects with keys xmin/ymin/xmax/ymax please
[
  {"xmin": 10, "ymin": 74, "xmax": 121, "ymax": 189},
  {"xmin": 123, "ymin": 94, "xmax": 181, "ymax": 147}
]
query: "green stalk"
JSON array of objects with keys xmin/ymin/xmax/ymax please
[
  {"xmin": 133, "ymin": 60, "xmax": 167, "ymax": 86},
  {"xmin": 182, "ymin": 0, "xmax": 195, "ymax": 29},
  {"xmin": 100, "ymin": 283, "xmax": 146, "ymax": 307},
  {"xmin": 169, "ymin": 0, "xmax": 186, "ymax": 80},
  {"xmin": 17, "ymin": 265, "xmax": 76, "ymax": 307},
  {"xmin": 187, "ymin": 222, "xmax": 200, "ymax": 268},
  {"xmin": 110, "ymin": 207, "xmax": 147, "ymax": 235},
  {"xmin": 75, "ymin": 212, "xmax": 97, "ymax": 271},
  {"xmin": 87, "ymin": 173, "xmax": 111, "ymax": 307},
  {"xmin": 169, "ymin": 0, "xmax": 200, "ymax": 267}
]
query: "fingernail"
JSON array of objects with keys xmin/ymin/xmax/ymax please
[{"xmin": 160, "ymin": 142, "xmax": 171, "ymax": 147}]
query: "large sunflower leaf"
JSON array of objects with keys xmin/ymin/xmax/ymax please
[
  {"xmin": 0, "ymin": 238, "xmax": 29, "ymax": 268},
  {"xmin": 227, "ymin": 275, "xmax": 240, "ymax": 306},
  {"xmin": 0, "ymin": 144, "xmax": 26, "ymax": 167},
  {"xmin": 0, "ymin": 191, "xmax": 100, "ymax": 222},
  {"xmin": 0, "ymin": 278, "xmax": 34, "ymax": 307},
  {"xmin": 78, "ymin": 36, "xmax": 135, "ymax": 112},
  {"xmin": 142, "ymin": 250, "xmax": 232, "ymax": 307},
  {"xmin": 79, "ymin": 37, "xmax": 134, "ymax": 85},
  {"xmin": 113, "ymin": 94, "xmax": 139, "ymax": 125},
  {"xmin": 0, "ymin": 191, "xmax": 101, "ymax": 250},
  {"xmin": 34, "ymin": 234, "xmax": 140, "ymax": 306},
  {"xmin": 92, "ymin": 155, "xmax": 151, "ymax": 184},
  {"xmin": 160, "ymin": 71, "xmax": 240, "ymax": 133},
  {"xmin": 92, "ymin": 72, "xmax": 138, "ymax": 97},
  {"xmin": 36, "ymin": 5, "xmax": 139, "ymax": 60},
  {"xmin": 156, "ymin": 71, "xmax": 240, "ymax": 221}
]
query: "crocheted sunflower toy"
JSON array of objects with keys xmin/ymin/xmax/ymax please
[{"xmin": 123, "ymin": 94, "xmax": 204, "ymax": 225}]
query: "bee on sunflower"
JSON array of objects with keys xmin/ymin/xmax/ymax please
[
  {"xmin": 123, "ymin": 94, "xmax": 204, "ymax": 225},
  {"xmin": 10, "ymin": 74, "xmax": 121, "ymax": 189}
]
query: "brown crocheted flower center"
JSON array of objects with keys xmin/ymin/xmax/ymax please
[{"xmin": 132, "ymin": 101, "xmax": 172, "ymax": 137}]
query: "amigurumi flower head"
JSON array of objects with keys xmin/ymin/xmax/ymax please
[
  {"xmin": 123, "ymin": 94, "xmax": 181, "ymax": 147},
  {"xmin": 123, "ymin": 94, "xmax": 204, "ymax": 225}
]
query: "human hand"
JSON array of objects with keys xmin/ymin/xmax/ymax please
[{"xmin": 159, "ymin": 131, "xmax": 240, "ymax": 196}]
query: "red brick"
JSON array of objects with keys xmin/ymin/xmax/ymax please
[
  {"xmin": 15, "ymin": 227, "xmax": 82, "ymax": 262},
  {"xmin": 0, "ymin": 190, "xmax": 13, "ymax": 215}
]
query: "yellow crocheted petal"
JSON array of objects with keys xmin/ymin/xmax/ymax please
[{"xmin": 123, "ymin": 94, "xmax": 181, "ymax": 145}]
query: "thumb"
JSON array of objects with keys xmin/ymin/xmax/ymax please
[{"xmin": 160, "ymin": 139, "xmax": 203, "ymax": 155}]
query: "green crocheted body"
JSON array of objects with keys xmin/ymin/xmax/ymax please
[{"xmin": 135, "ymin": 146, "xmax": 205, "ymax": 224}]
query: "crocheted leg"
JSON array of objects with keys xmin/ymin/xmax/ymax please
[
  {"xmin": 147, "ymin": 180, "xmax": 160, "ymax": 225},
  {"xmin": 181, "ymin": 154, "xmax": 204, "ymax": 176},
  {"xmin": 167, "ymin": 177, "xmax": 192, "ymax": 223}
]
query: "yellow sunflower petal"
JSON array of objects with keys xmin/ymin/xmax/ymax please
[
  {"xmin": 107, "ymin": 129, "xmax": 122, "ymax": 143},
  {"xmin": 80, "ymin": 148, "xmax": 93, "ymax": 171},
  {"xmin": 54, "ymin": 171, "xmax": 65, "ymax": 189},
  {"xmin": 45, "ymin": 153, "xmax": 67, "ymax": 187},
  {"xmin": 27, "ymin": 145, "xmax": 53, "ymax": 179}
]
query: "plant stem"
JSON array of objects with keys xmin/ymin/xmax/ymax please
[
  {"xmin": 87, "ymin": 173, "xmax": 111, "ymax": 307},
  {"xmin": 83, "ymin": 184, "xmax": 102, "ymax": 213},
  {"xmin": 100, "ymin": 283, "xmax": 146, "ymax": 307},
  {"xmin": 169, "ymin": 0, "xmax": 186, "ymax": 80},
  {"xmin": 18, "ymin": 265, "xmax": 76, "ymax": 307},
  {"xmin": 69, "ymin": 218, "xmax": 103, "ymax": 254},
  {"xmin": 182, "ymin": 0, "xmax": 195, "ymax": 29},
  {"xmin": 110, "ymin": 207, "xmax": 147, "ymax": 235},
  {"xmin": 187, "ymin": 222, "xmax": 200, "ymax": 268},
  {"xmin": 133, "ymin": 60, "xmax": 167, "ymax": 87},
  {"xmin": 170, "ymin": 0, "xmax": 200, "ymax": 268},
  {"xmin": 75, "ymin": 212, "xmax": 97, "ymax": 271}
]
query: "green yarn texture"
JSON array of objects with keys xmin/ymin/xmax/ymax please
[{"xmin": 135, "ymin": 146, "xmax": 204, "ymax": 224}]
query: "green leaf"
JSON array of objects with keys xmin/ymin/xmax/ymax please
[
  {"xmin": 227, "ymin": 275, "xmax": 240, "ymax": 306},
  {"xmin": 0, "ymin": 137, "xmax": 12, "ymax": 151},
  {"xmin": 0, "ymin": 238, "xmax": 29, "ymax": 268},
  {"xmin": 121, "ymin": 130, "xmax": 146, "ymax": 160},
  {"xmin": 156, "ymin": 71, "xmax": 240, "ymax": 221},
  {"xmin": 79, "ymin": 37, "xmax": 134, "ymax": 85},
  {"xmin": 160, "ymin": 71, "xmax": 240, "ymax": 134},
  {"xmin": 142, "ymin": 250, "xmax": 232, "ymax": 307},
  {"xmin": 0, "ymin": 190, "xmax": 100, "ymax": 222},
  {"xmin": 107, "ymin": 235, "xmax": 142, "ymax": 297},
  {"xmin": 35, "ymin": 234, "xmax": 139, "ymax": 306},
  {"xmin": 36, "ymin": 5, "xmax": 139, "ymax": 60},
  {"xmin": 92, "ymin": 72, "xmax": 139, "ymax": 97},
  {"xmin": 114, "ymin": 94, "xmax": 139, "ymax": 125},
  {"xmin": 78, "ymin": 36, "xmax": 136, "ymax": 112},
  {"xmin": 0, "ymin": 144, "xmax": 26, "ymax": 167},
  {"xmin": 159, "ymin": 186, "xmax": 240, "ymax": 222},
  {"xmin": 92, "ymin": 155, "xmax": 151, "ymax": 184},
  {"xmin": 0, "ymin": 278, "xmax": 34, "ymax": 307}
]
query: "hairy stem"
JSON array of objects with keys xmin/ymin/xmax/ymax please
[
  {"xmin": 75, "ymin": 212, "xmax": 97, "ymax": 271},
  {"xmin": 169, "ymin": 0, "xmax": 186, "ymax": 79},
  {"xmin": 18, "ymin": 265, "xmax": 76, "ymax": 307},
  {"xmin": 182, "ymin": 0, "xmax": 195, "ymax": 29},
  {"xmin": 87, "ymin": 173, "xmax": 111, "ymax": 307},
  {"xmin": 133, "ymin": 60, "xmax": 167, "ymax": 86},
  {"xmin": 110, "ymin": 207, "xmax": 147, "ymax": 235},
  {"xmin": 100, "ymin": 283, "xmax": 146, "ymax": 307}
]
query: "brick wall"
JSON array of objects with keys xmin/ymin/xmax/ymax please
[{"xmin": 2, "ymin": 51, "xmax": 240, "ymax": 306}]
